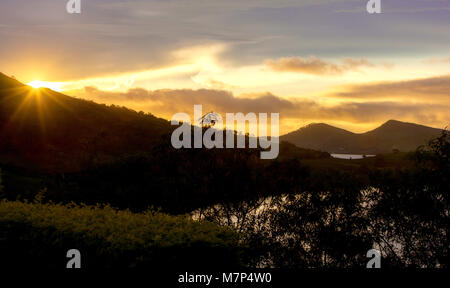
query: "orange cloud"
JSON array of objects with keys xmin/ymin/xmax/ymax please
[
  {"xmin": 68, "ymin": 84, "xmax": 450, "ymax": 133},
  {"xmin": 329, "ymin": 75, "xmax": 450, "ymax": 102},
  {"xmin": 265, "ymin": 56, "xmax": 375, "ymax": 75}
]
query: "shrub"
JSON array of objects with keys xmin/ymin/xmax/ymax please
[{"xmin": 0, "ymin": 200, "xmax": 242, "ymax": 268}]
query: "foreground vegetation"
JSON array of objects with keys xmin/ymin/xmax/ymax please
[
  {"xmin": 0, "ymin": 131, "xmax": 447, "ymax": 268},
  {"xmin": 0, "ymin": 73, "xmax": 447, "ymax": 268},
  {"xmin": 198, "ymin": 131, "xmax": 449, "ymax": 268},
  {"xmin": 0, "ymin": 199, "xmax": 241, "ymax": 268}
]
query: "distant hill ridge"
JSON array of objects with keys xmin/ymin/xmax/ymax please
[
  {"xmin": 281, "ymin": 120, "xmax": 443, "ymax": 154},
  {"xmin": 0, "ymin": 72, "xmax": 172, "ymax": 172},
  {"xmin": 0, "ymin": 72, "xmax": 443, "ymax": 170},
  {"xmin": 0, "ymin": 72, "xmax": 329, "ymax": 172},
  {"xmin": 0, "ymin": 73, "xmax": 24, "ymax": 88}
]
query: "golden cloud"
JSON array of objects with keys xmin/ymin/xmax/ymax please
[
  {"xmin": 68, "ymin": 83, "xmax": 450, "ymax": 133},
  {"xmin": 265, "ymin": 56, "xmax": 375, "ymax": 75},
  {"xmin": 329, "ymin": 74, "xmax": 450, "ymax": 102}
]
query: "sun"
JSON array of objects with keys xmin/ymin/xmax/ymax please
[{"xmin": 27, "ymin": 80, "xmax": 63, "ymax": 92}]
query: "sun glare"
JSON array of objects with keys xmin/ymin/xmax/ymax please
[{"xmin": 27, "ymin": 80, "xmax": 63, "ymax": 92}]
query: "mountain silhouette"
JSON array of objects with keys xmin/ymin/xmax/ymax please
[
  {"xmin": 0, "ymin": 72, "xmax": 441, "ymax": 172},
  {"xmin": 0, "ymin": 72, "xmax": 171, "ymax": 172},
  {"xmin": 281, "ymin": 120, "xmax": 443, "ymax": 154},
  {"xmin": 0, "ymin": 73, "xmax": 24, "ymax": 88},
  {"xmin": 0, "ymin": 73, "xmax": 329, "ymax": 172}
]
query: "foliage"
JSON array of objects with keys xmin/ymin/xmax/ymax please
[
  {"xmin": 1, "ymin": 73, "xmax": 448, "ymax": 268},
  {"xmin": 0, "ymin": 135, "xmax": 332, "ymax": 214},
  {"xmin": 0, "ymin": 199, "xmax": 242, "ymax": 268},
  {"xmin": 198, "ymin": 131, "xmax": 449, "ymax": 268},
  {"xmin": 367, "ymin": 130, "xmax": 449, "ymax": 267}
]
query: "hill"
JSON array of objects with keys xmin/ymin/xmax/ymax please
[
  {"xmin": 0, "ymin": 72, "xmax": 332, "ymax": 213},
  {"xmin": 0, "ymin": 73, "xmax": 331, "ymax": 172},
  {"xmin": 0, "ymin": 72, "xmax": 172, "ymax": 172},
  {"xmin": 0, "ymin": 72, "xmax": 430, "ymax": 214},
  {"xmin": 281, "ymin": 120, "xmax": 443, "ymax": 154}
]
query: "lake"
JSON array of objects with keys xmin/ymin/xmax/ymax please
[{"xmin": 331, "ymin": 154, "xmax": 376, "ymax": 159}]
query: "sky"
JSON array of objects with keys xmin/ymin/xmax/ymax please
[{"xmin": 1, "ymin": 0, "xmax": 449, "ymax": 134}]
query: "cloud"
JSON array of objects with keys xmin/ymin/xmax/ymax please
[
  {"xmin": 4, "ymin": 0, "xmax": 450, "ymax": 83},
  {"xmin": 426, "ymin": 57, "xmax": 450, "ymax": 64},
  {"xmin": 69, "ymin": 85, "xmax": 450, "ymax": 132},
  {"xmin": 296, "ymin": 101, "xmax": 448, "ymax": 125},
  {"xmin": 265, "ymin": 56, "xmax": 375, "ymax": 75},
  {"xmin": 329, "ymin": 75, "xmax": 450, "ymax": 102},
  {"xmin": 74, "ymin": 87, "xmax": 294, "ymax": 115}
]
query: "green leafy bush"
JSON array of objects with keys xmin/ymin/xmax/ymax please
[{"xmin": 0, "ymin": 200, "xmax": 242, "ymax": 268}]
